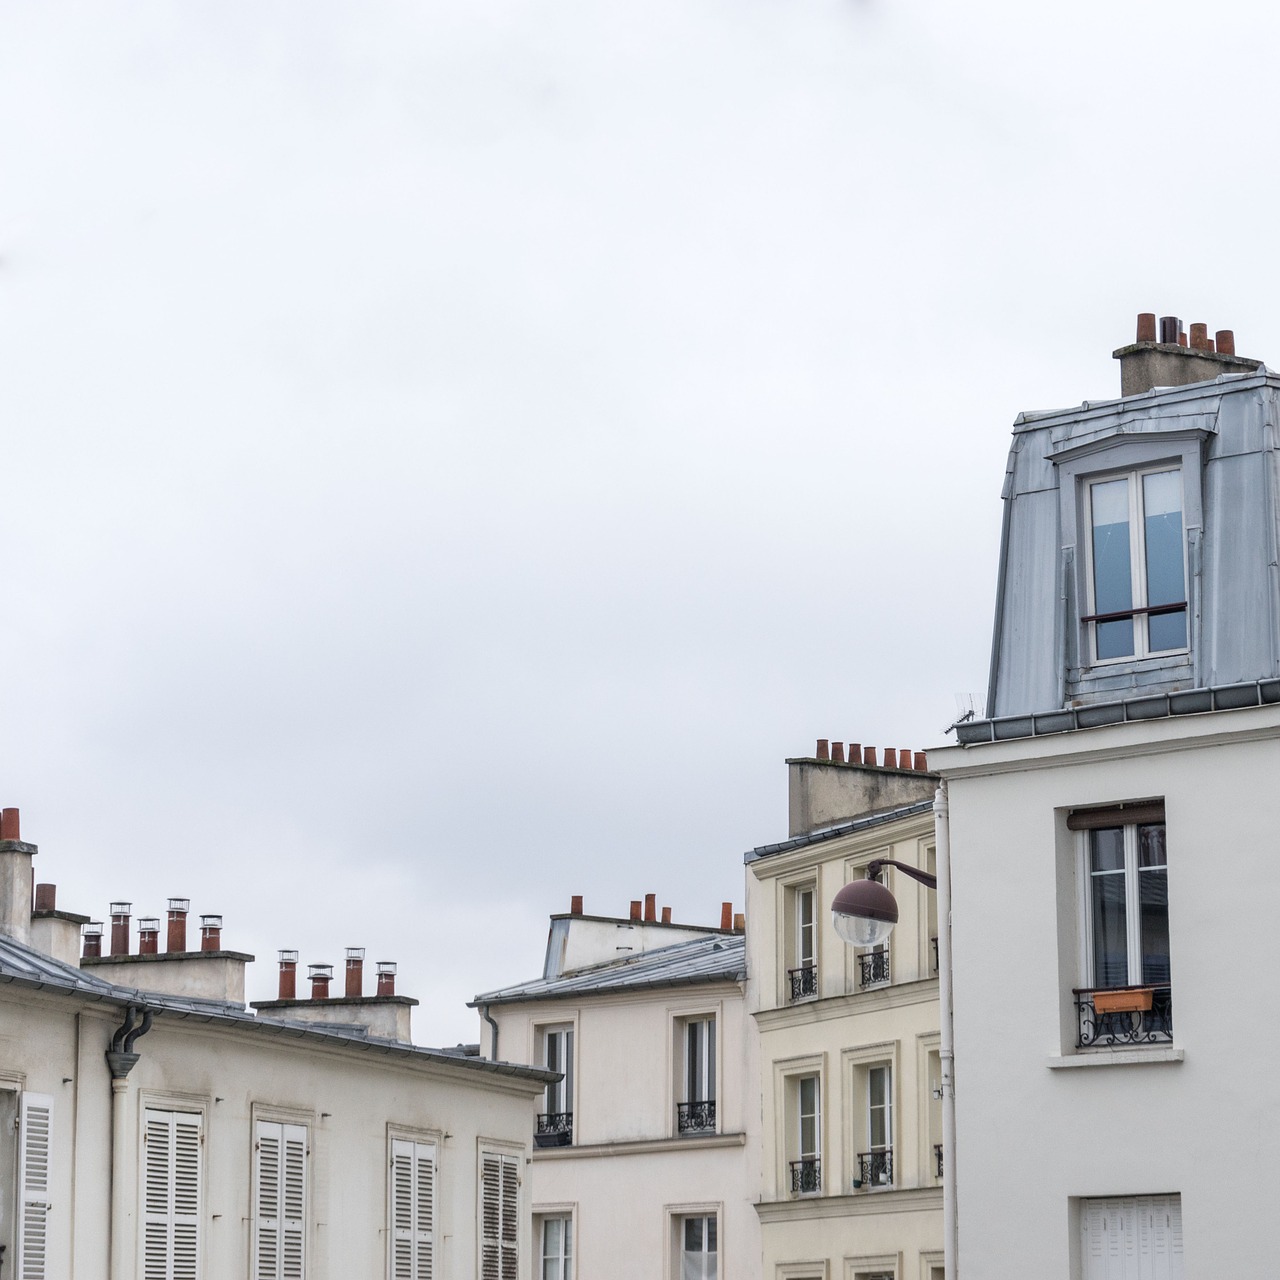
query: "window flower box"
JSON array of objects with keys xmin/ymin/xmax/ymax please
[{"xmin": 1091, "ymin": 986, "xmax": 1154, "ymax": 1014}]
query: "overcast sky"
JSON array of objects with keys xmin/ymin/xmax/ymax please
[{"xmin": 3, "ymin": 1, "xmax": 1277, "ymax": 1046}]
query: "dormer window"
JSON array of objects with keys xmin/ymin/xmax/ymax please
[{"xmin": 1085, "ymin": 467, "xmax": 1187, "ymax": 664}]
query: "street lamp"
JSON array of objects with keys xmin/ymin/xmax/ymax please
[{"xmin": 831, "ymin": 858, "xmax": 937, "ymax": 947}]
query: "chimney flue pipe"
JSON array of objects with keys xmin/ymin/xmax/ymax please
[
  {"xmin": 110, "ymin": 902, "xmax": 132, "ymax": 956},
  {"xmin": 308, "ymin": 963, "xmax": 333, "ymax": 999},
  {"xmin": 377, "ymin": 961, "xmax": 397, "ymax": 996},
  {"xmin": 200, "ymin": 915, "xmax": 222, "ymax": 952},
  {"xmin": 138, "ymin": 917, "xmax": 160, "ymax": 955},
  {"xmin": 278, "ymin": 950, "xmax": 299, "ymax": 999},
  {"xmin": 167, "ymin": 898, "xmax": 189, "ymax": 952},
  {"xmin": 346, "ymin": 946, "xmax": 365, "ymax": 997}
]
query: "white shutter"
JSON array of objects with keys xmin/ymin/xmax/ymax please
[
  {"xmin": 1082, "ymin": 1196, "xmax": 1184, "ymax": 1280},
  {"xmin": 255, "ymin": 1120, "xmax": 308, "ymax": 1280},
  {"xmin": 17, "ymin": 1092, "xmax": 53, "ymax": 1280},
  {"xmin": 389, "ymin": 1138, "xmax": 435, "ymax": 1280},
  {"xmin": 480, "ymin": 1153, "xmax": 517, "ymax": 1280},
  {"xmin": 143, "ymin": 1109, "xmax": 202, "ymax": 1280}
]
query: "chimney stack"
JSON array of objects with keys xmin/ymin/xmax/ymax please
[
  {"xmin": 570, "ymin": 894, "xmax": 583, "ymax": 915},
  {"xmin": 346, "ymin": 946, "xmax": 365, "ymax": 997},
  {"xmin": 661, "ymin": 906, "xmax": 672, "ymax": 924},
  {"xmin": 883, "ymin": 748, "xmax": 898, "ymax": 769},
  {"xmin": 82, "ymin": 921, "xmax": 103, "ymax": 959},
  {"xmin": 199, "ymin": 914, "xmax": 222, "ymax": 952},
  {"xmin": 377, "ymin": 961, "xmax": 397, "ymax": 996},
  {"xmin": 831, "ymin": 741, "xmax": 845, "ymax": 763},
  {"xmin": 629, "ymin": 900, "xmax": 642, "ymax": 922},
  {"xmin": 167, "ymin": 898, "xmax": 189, "ymax": 952},
  {"xmin": 0, "ymin": 809, "xmax": 19, "ymax": 841},
  {"xmin": 110, "ymin": 902, "xmax": 132, "ymax": 956},
  {"xmin": 720, "ymin": 901, "xmax": 733, "ymax": 931},
  {"xmin": 1118, "ymin": 312, "xmax": 1260, "ymax": 395},
  {"xmin": 33, "ymin": 883, "xmax": 56, "ymax": 912},
  {"xmin": 644, "ymin": 893, "xmax": 656, "ymax": 922},
  {"xmin": 278, "ymin": 950, "xmax": 299, "ymax": 999},
  {"xmin": 816, "ymin": 739, "xmax": 829, "ymax": 760},
  {"xmin": 733, "ymin": 912, "xmax": 745, "ymax": 932},
  {"xmin": 308, "ymin": 963, "xmax": 333, "ymax": 999},
  {"xmin": 138, "ymin": 917, "xmax": 160, "ymax": 955}
]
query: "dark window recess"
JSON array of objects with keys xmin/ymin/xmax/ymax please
[{"xmin": 534, "ymin": 1111, "xmax": 573, "ymax": 1147}]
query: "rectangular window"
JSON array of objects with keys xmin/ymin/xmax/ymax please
[
  {"xmin": 788, "ymin": 885, "xmax": 818, "ymax": 1001},
  {"xmin": 389, "ymin": 1138, "xmax": 435, "ymax": 1280},
  {"xmin": 1072, "ymin": 806, "xmax": 1173, "ymax": 1047},
  {"xmin": 480, "ymin": 1151, "xmax": 519, "ymax": 1280},
  {"xmin": 537, "ymin": 1026, "xmax": 573, "ymax": 1146},
  {"xmin": 855, "ymin": 1065, "xmax": 893, "ymax": 1189},
  {"xmin": 254, "ymin": 1120, "xmax": 307, "ymax": 1280},
  {"xmin": 678, "ymin": 1017, "xmax": 716, "ymax": 1135},
  {"xmin": 1086, "ymin": 468, "xmax": 1187, "ymax": 662},
  {"xmin": 538, "ymin": 1215, "xmax": 572, "ymax": 1280},
  {"xmin": 143, "ymin": 1108, "xmax": 202, "ymax": 1279},
  {"xmin": 789, "ymin": 1075, "xmax": 821, "ymax": 1194},
  {"xmin": 17, "ymin": 1091, "xmax": 52, "ymax": 1280},
  {"xmin": 857, "ymin": 868, "xmax": 891, "ymax": 989},
  {"xmin": 679, "ymin": 1214, "xmax": 717, "ymax": 1280},
  {"xmin": 1081, "ymin": 1195, "xmax": 1183, "ymax": 1279}
]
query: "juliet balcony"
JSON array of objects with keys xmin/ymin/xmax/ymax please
[
  {"xmin": 1074, "ymin": 985, "xmax": 1173, "ymax": 1048},
  {"xmin": 789, "ymin": 1157, "xmax": 821, "ymax": 1194},
  {"xmin": 858, "ymin": 949, "xmax": 890, "ymax": 988},
  {"xmin": 855, "ymin": 1148, "xmax": 893, "ymax": 1189},
  {"xmin": 676, "ymin": 1100, "xmax": 716, "ymax": 1136},
  {"xmin": 535, "ymin": 1111, "xmax": 573, "ymax": 1148},
  {"xmin": 788, "ymin": 965, "xmax": 818, "ymax": 1002}
]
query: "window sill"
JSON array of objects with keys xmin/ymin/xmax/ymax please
[{"xmin": 1046, "ymin": 1047, "xmax": 1184, "ymax": 1069}]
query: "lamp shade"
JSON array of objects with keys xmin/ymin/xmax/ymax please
[{"xmin": 831, "ymin": 877, "xmax": 899, "ymax": 948}]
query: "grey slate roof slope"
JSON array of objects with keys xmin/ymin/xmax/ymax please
[
  {"xmin": 743, "ymin": 798, "xmax": 935, "ymax": 864},
  {"xmin": 0, "ymin": 932, "xmax": 554, "ymax": 1083},
  {"xmin": 471, "ymin": 933, "xmax": 746, "ymax": 1007}
]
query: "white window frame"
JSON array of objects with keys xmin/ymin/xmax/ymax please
[
  {"xmin": 866, "ymin": 1064, "xmax": 892, "ymax": 1154},
  {"xmin": 677, "ymin": 1212, "xmax": 718, "ymax": 1280},
  {"xmin": 1076, "ymin": 821, "xmax": 1170, "ymax": 989},
  {"xmin": 539, "ymin": 1025, "xmax": 574, "ymax": 1120},
  {"xmin": 796, "ymin": 886, "xmax": 816, "ymax": 971},
  {"xmin": 683, "ymin": 1016, "xmax": 716, "ymax": 1106},
  {"xmin": 536, "ymin": 1211, "xmax": 573, "ymax": 1280},
  {"xmin": 1083, "ymin": 465, "xmax": 1189, "ymax": 665}
]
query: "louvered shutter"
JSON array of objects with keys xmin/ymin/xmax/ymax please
[
  {"xmin": 143, "ymin": 1109, "xmax": 202, "ymax": 1280},
  {"xmin": 480, "ymin": 1152, "xmax": 518, "ymax": 1280},
  {"xmin": 390, "ymin": 1139, "xmax": 435, "ymax": 1280},
  {"xmin": 255, "ymin": 1121, "xmax": 308, "ymax": 1280},
  {"xmin": 17, "ymin": 1092, "xmax": 53, "ymax": 1280}
]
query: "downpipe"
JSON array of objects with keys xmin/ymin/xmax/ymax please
[
  {"xmin": 934, "ymin": 783, "xmax": 959, "ymax": 1280},
  {"xmin": 107, "ymin": 1005, "xmax": 153, "ymax": 1280}
]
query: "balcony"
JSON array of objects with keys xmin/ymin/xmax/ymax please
[
  {"xmin": 788, "ymin": 965, "xmax": 818, "ymax": 1002},
  {"xmin": 934, "ymin": 1142, "xmax": 943, "ymax": 1178},
  {"xmin": 677, "ymin": 1100, "xmax": 716, "ymax": 1136},
  {"xmin": 534, "ymin": 1111, "xmax": 573, "ymax": 1148},
  {"xmin": 789, "ymin": 1157, "xmax": 821, "ymax": 1194},
  {"xmin": 857, "ymin": 949, "xmax": 890, "ymax": 988},
  {"xmin": 855, "ymin": 1148, "xmax": 893, "ymax": 1189},
  {"xmin": 1074, "ymin": 985, "xmax": 1173, "ymax": 1048}
]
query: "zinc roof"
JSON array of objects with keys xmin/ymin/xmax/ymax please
[{"xmin": 743, "ymin": 798, "xmax": 935, "ymax": 864}]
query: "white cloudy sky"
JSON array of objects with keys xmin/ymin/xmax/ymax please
[{"xmin": 2, "ymin": 1, "xmax": 1276, "ymax": 1045}]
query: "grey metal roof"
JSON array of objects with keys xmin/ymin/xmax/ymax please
[
  {"xmin": 0, "ymin": 933, "xmax": 555, "ymax": 1084},
  {"xmin": 471, "ymin": 934, "xmax": 746, "ymax": 1007},
  {"xmin": 743, "ymin": 798, "xmax": 935, "ymax": 864}
]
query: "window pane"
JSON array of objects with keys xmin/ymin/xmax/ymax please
[
  {"xmin": 684, "ymin": 1217, "xmax": 702, "ymax": 1251},
  {"xmin": 1090, "ymin": 832, "xmax": 1129, "ymax": 988},
  {"xmin": 1091, "ymin": 478, "xmax": 1134, "ymax": 658},
  {"xmin": 706, "ymin": 1216, "xmax": 717, "ymax": 1253},
  {"xmin": 1144, "ymin": 469, "xmax": 1186, "ymax": 650},
  {"xmin": 706, "ymin": 1019, "xmax": 716, "ymax": 1103},
  {"xmin": 1138, "ymin": 824, "xmax": 1167, "ymax": 869},
  {"xmin": 1139, "ymin": 865, "xmax": 1170, "ymax": 985},
  {"xmin": 1089, "ymin": 828, "xmax": 1125, "ymax": 873}
]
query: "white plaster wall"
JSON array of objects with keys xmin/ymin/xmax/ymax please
[
  {"xmin": 0, "ymin": 984, "xmax": 542, "ymax": 1279},
  {"xmin": 933, "ymin": 704, "xmax": 1280, "ymax": 1280}
]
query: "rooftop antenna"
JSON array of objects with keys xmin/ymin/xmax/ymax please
[{"xmin": 942, "ymin": 693, "xmax": 977, "ymax": 737}]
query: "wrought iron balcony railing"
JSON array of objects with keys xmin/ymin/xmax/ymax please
[
  {"xmin": 855, "ymin": 1148, "xmax": 893, "ymax": 1188},
  {"xmin": 534, "ymin": 1111, "xmax": 573, "ymax": 1147},
  {"xmin": 934, "ymin": 1142, "xmax": 943, "ymax": 1178},
  {"xmin": 1074, "ymin": 985, "xmax": 1173, "ymax": 1048},
  {"xmin": 789, "ymin": 1157, "xmax": 821, "ymax": 1194},
  {"xmin": 677, "ymin": 1100, "xmax": 716, "ymax": 1135},
  {"xmin": 788, "ymin": 965, "xmax": 818, "ymax": 1001},
  {"xmin": 858, "ymin": 948, "xmax": 890, "ymax": 988}
]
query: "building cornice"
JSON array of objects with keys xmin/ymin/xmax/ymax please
[
  {"xmin": 754, "ymin": 977, "xmax": 939, "ymax": 1029},
  {"xmin": 755, "ymin": 1185, "xmax": 943, "ymax": 1222},
  {"xmin": 533, "ymin": 1131, "xmax": 747, "ymax": 1160}
]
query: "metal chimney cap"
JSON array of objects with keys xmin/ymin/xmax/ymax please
[
  {"xmin": 278, "ymin": 949, "xmax": 299, "ymax": 964},
  {"xmin": 110, "ymin": 901, "xmax": 132, "ymax": 916},
  {"xmin": 345, "ymin": 946, "xmax": 366, "ymax": 960},
  {"xmin": 137, "ymin": 917, "xmax": 161, "ymax": 932},
  {"xmin": 167, "ymin": 898, "xmax": 190, "ymax": 912}
]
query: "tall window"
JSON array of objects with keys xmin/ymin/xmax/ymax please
[
  {"xmin": 679, "ymin": 1214, "xmax": 717, "ymax": 1280},
  {"xmin": 857, "ymin": 868, "xmax": 890, "ymax": 989},
  {"xmin": 14, "ymin": 1091, "xmax": 52, "ymax": 1280},
  {"xmin": 537, "ymin": 1026, "xmax": 574, "ymax": 1146},
  {"xmin": 678, "ymin": 1016, "xmax": 716, "ymax": 1135},
  {"xmin": 389, "ymin": 1138, "xmax": 435, "ymax": 1280},
  {"xmin": 1086, "ymin": 468, "xmax": 1187, "ymax": 662},
  {"xmin": 788, "ymin": 885, "xmax": 818, "ymax": 1001},
  {"xmin": 538, "ymin": 1215, "xmax": 572, "ymax": 1280},
  {"xmin": 480, "ymin": 1152, "xmax": 519, "ymax": 1280},
  {"xmin": 789, "ymin": 1075, "xmax": 821, "ymax": 1194},
  {"xmin": 1085, "ymin": 823, "xmax": 1170, "ymax": 989},
  {"xmin": 142, "ymin": 1108, "xmax": 202, "ymax": 1279},
  {"xmin": 254, "ymin": 1120, "xmax": 307, "ymax": 1280}
]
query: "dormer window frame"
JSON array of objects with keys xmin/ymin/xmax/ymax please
[{"xmin": 1054, "ymin": 429, "xmax": 1207, "ymax": 697}]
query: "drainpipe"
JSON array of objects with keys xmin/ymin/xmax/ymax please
[
  {"xmin": 478, "ymin": 1004, "xmax": 499, "ymax": 1062},
  {"xmin": 107, "ymin": 1005, "xmax": 153, "ymax": 1280},
  {"xmin": 934, "ymin": 782, "xmax": 959, "ymax": 1280}
]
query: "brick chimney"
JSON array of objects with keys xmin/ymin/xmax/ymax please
[
  {"xmin": 1114, "ymin": 312, "xmax": 1261, "ymax": 396},
  {"xmin": 0, "ymin": 808, "xmax": 37, "ymax": 945}
]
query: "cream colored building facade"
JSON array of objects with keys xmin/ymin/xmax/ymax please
[
  {"xmin": 473, "ymin": 902, "xmax": 761, "ymax": 1280},
  {"xmin": 0, "ymin": 808, "xmax": 552, "ymax": 1280},
  {"xmin": 745, "ymin": 749, "xmax": 944, "ymax": 1280}
]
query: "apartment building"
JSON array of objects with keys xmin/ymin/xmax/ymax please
[
  {"xmin": 928, "ymin": 316, "xmax": 1277, "ymax": 1278},
  {"xmin": 0, "ymin": 806, "xmax": 552, "ymax": 1280},
  {"xmin": 472, "ymin": 897, "xmax": 760, "ymax": 1280},
  {"xmin": 745, "ymin": 743, "xmax": 944, "ymax": 1280}
]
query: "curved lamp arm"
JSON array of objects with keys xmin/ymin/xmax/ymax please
[{"xmin": 866, "ymin": 858, "xmax": 937, "ymax": 891}]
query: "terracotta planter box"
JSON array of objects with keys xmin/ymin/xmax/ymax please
[{"xmin": 1092, "ymin": 987, "xmax": 1153, "ymax": 1014}]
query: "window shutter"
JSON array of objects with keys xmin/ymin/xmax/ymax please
[
  {"xmin": 143, "ymin": 1109, "xmax": 202, "ymax": 1280},
  {"xmin": 255, "ymin": 1120, "xmax": 307, "ymax": 1280},
  {"xmin": 17, "ymin": 1092, "xmax": 53, "ymax": 1280},
  {"xmin": 480, "ymin": 1152, "xmax": 517, "ymax": 1280},
  {"xmin": 390, "ymin": 1139, "xmax": 435, "ymax": 1280}
]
